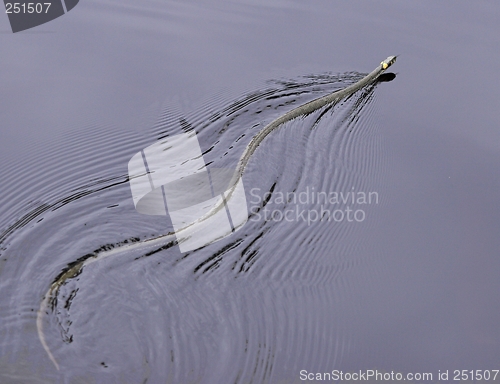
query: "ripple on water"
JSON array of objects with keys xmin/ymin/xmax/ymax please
[{"xmin": 0, "ymin": 72, "xmax": 390, "ymax": 382}]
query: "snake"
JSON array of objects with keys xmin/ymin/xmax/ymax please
[{"xmin": 37, "ymin": 56, "xmax": 397, "ymax": 370}]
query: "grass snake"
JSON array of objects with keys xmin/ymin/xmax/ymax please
[{"xmin": 37, "ymin": 56, "xmax": 397, "ymax": 370}]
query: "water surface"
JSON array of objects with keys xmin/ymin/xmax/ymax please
[{"xmin": 1, "ymin": 1, "xmax": 499, "ymax": 383}]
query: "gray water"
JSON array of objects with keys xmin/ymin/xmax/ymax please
[{"xmin": 1, "ymin": 1, "xmax": 500, "ymax": 383}]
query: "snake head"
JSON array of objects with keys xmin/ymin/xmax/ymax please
[{"xmin": 380, "ymin": 55, "xmax": 397, "ymax": 70}]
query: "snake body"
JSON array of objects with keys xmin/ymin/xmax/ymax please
[{"xmin": 37, "ymin": 56, "xmax": 397, "ymax": 370}]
